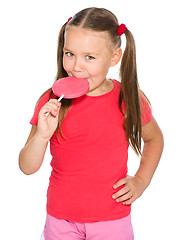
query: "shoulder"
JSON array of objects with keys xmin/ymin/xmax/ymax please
[
  {"xmin": 139, "ymin": 90, "xmax": 152, "ymax": 125},
  {"xmin": 35, "ymin": 88, "xmax": 56, "ymax": 108},
  {"xmin": 109, "ymin": 79, "xmax": 121, "ymax": 93},
  {"xmin": 110, "ymin": 79, "xmax": 121, "ymax": 86},
  {"xmin": 139, "ymin": 90, "xmax": 151, "ymax": 110}
]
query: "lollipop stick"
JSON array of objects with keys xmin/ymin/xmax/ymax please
[
  {"xmin": 45, "ymin": 94, "xmax": 64, "ymax": 116},
  {"xmin": 58, "ymin": 94, "xmax": 64, "ymax": 101}
]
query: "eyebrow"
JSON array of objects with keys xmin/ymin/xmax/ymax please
[{"xmin": 63, "ymin": 47, "xmax": 99, "ymax": 56}]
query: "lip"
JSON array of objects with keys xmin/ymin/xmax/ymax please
[{"xmin": 70, "ymin": 73, "xmax": 89, "ymax": 80}]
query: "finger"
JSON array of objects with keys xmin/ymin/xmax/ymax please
[
  {"xmin": 41, "ymin": 106, "xmax": 58, "ymax": 117},
  {"xmin": 113, "ymin": 178, "xmax": 128, "ymax": 189},
  {"xmin": 43, "ymin": 101, "xmax": 61, "ymax": 116},
  {"xmin": 116, "ymin": 191, "xmax": 133, "ymax": 203},
  {"xmin": 45, "ymin": 102, "xmax": 60, "ymax": 112},
  {"xmin": 56, "ymin": 104, "xmax": 61, "ymax": 119},
  {"xmin": 112, "ymin": 186, "xmax": 130, "ymax": 199},
  {"xmin": 122, "ymin": 195, "xmax": 135, "ymax": 205},
  {"xmin": 49, "ymin": 98, "xmax": 62, "ymax": 107}
]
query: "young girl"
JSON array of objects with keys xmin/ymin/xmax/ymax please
[{"xmin": 19, "ymin": 7, "xmax": 164, "ymax": 240}]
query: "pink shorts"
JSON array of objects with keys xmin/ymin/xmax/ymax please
[{"xmin": 41, "ymin": 213, "xmax": 134, "ymax": 240}]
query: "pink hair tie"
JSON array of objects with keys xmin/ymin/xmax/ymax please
[
  {"xmin": 67, "ymin": 17, "xmax": 72, "ymax": 23},
  {"xmin": 117, "ymin": 24, "xmax": 127, "ymax": 36}
]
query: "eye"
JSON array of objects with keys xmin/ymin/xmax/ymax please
[
  {"xmin": 85, "ymin": 55, "xmax": 95, "ymax": 60},
  {"xmin": 65, "ymin": 52, "xmax": 73, "ymax": 57}
]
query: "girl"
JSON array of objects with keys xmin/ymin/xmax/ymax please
[{"xmin": 19, "ymin": 7, "xmax": 164, "ymax": 240}]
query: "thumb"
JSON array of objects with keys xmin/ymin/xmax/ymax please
[{"xmin": 56, "ymin": 103, "xmax": 61, "ymax": 119}]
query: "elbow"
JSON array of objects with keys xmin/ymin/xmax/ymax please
[
  {"xmin": 18, "ymin": 152, "xmax": 38, "ymax": 175},
  {"xmin": 18, "ymin": 160, "xmax": 33, "ymax": 175},
  {"xmin": 19, "ymin": 164, "xmax": 38, "ymax": 175},
  {"xmin": 19, "ymin": 164, "xmax": 34, "ymax": 175}
]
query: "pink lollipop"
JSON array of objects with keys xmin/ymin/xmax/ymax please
[
  {"xmin": 52, "ymin": 76, "xmax": 90, "ymax": 99},
  {"xmin": 45, "ymin": 77, "xmax": 89, "ymax": 116}
]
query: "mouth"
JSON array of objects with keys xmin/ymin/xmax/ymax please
[{"xmin": 70, "ymin": 73, "xmax": 89, "ymax": 80}]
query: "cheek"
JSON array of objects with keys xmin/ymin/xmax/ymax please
[
  {"xmin": 87, "ymin": 63, "xmax": 102, "ymax": 77},
  {"xmin": 63, "ymin": 58, "xmax": 72, "ymax": 72},
  {"xmin": 89, "ymin": 61, "xmax": 109, "ymax": 78}
]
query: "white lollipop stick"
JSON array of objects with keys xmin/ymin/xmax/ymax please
[
  {"xmin": 45, "ymin": 94, "xmax": 64, "ymax": 116},
  {"xmin": 58, "ymin": 94, "xmax": 64, "ymax": 101}
]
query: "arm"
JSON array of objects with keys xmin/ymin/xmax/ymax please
[
  {"xmin": 19, "ymin": 99, "xmax": 61, "ymax": 175},
  {"xmin": 19, "ymin": 125, "xmax": 49, "ymax": 175},
  {"xmin": 135, "ymin": 116, "xmax": 164, "ymax": 187},
  {"xmin": 112, "ymin": 116, "xmax": 164, "ymax": 204}
]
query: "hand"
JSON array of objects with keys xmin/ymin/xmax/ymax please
[
  {"xmin": 37, "ymin": 99, "xmax": 61, "ymax": 141},
  {"xmin": 112, "ymin": 175, "xmax": 147, "ymax": 205}
]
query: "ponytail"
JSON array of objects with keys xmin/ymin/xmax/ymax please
[
  {"xmin": 119, "ymin": 29, "xmax": 142, "ymax": 155},
  {"xmin": 56, "ymin": 22, "xmax": 68, "ymax": 79},
  {"xmin": 50, "ymin": 22, "xmax": 73, "ymax": 140}
]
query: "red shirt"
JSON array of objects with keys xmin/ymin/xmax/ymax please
[{"xmin": 30, "ymin": 79, "xmax": 152, "ymax": 223}]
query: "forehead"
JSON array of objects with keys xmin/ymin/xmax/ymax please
[{"xmin": 64, "ymin": 26, "xmax": 112, "ymax": 52}]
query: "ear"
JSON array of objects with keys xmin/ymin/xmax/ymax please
[{"xmin": 110, "ymin": 48, "xmax": 122, "ymax": 67}]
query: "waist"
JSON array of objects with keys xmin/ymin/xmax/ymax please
[{"xmin": 46, "ymin": 169, "xmax": 129, "ymax": 222}]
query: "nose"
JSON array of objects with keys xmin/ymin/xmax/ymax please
[{"xmin": 73, "ymin": 58, "xmax": 83, "ymax": 72}]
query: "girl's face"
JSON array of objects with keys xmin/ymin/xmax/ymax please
[{"xmin": 63, "ymin": 26, "xmax": 121, "ymax": 96}]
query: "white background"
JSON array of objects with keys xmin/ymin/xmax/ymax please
[{"xmin": 0, "ymin": 0, "xmax": 183, "ymax": 239}]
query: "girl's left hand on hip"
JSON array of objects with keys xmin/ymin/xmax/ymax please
[{"xmin": 112, "ymin": 175, "xmax": 148, "ymax": 205}]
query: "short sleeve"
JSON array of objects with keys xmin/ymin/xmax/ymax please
[
  {"xmin": 30, "ymin": 89, "xmax": 54, "ymax": 126},
  {"xmin": 140, "ymin": 91, "xmax": 152, "ymax": 125}
]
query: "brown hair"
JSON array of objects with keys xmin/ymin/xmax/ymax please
[{"xmin": 48, "ymin": 7, "xmax": 142, "ymax": 154}]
